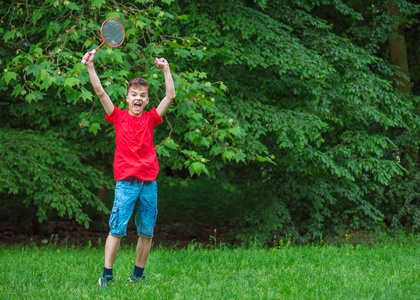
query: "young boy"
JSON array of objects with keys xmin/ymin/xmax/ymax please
[{"xmin": 82, "ymin": 51, "xmax": 176, "ymax": 288}]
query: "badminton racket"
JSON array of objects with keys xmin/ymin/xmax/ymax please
[{"xmin": 81, "ymin": 18, "xmax": 125, "ymax": 64}]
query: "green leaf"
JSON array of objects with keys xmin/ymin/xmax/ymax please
[
  {"xmin": 48, "ymin": 75, "xmax": 57, "ymax": 86},
  {"xmin": 106, "ymin": 12, "xmax": 123, "ymax": 20},
  {"xmin": 118, "ymin": 69, "xmax": 129, "ymax": 78},
  {"xmin": 112, "ymin": 50, "xmax": 124, "ymax": 63},
  {"xmin": 163, "ymin": 138, "xmax": 180, "ymax": 150},
  {"xmin": 177, "ymin": 14, "xmax": 189, "ymax": 20},
  {"xmin": 91, "ymin": 0, "xmax": 105, "ymax": 9},
  {"xmin": 125, "ymin": 28, "xmax": 137, "ymax": 40},
  {"xmin": 27, "ymin": 64, "xmax": 43, "ymax": 78},
  {"xmin": 64, "ymin": 1, "xmax": 80, "ymax": 10},
  {"xmin": 233, "ymin": 151, "xmax": 247, "ymax": 163},
  {"xmin": 185, "ymin": 131, "xmax": 201, "ymax": 144},
  {"xmin": 214, "ymin": 130, "xmax": 227, "ymax": 142},
  {"xmin": 65, "ymin": 88, "xmax": 80, "ymax": 103},
  {"xmin": 188, "ymin": 162, "xmax": 209, "ymax": 176},
  {"xmin": 25, "ymin": 91, "xmax": 45, "ymax": 103},
  {"xmin": 46, "ymin": 26, "xmax": 54, "ymax": 39},
  {"xmin": 88, "ymin": 123, "xmax": 101, "ymax": 135},
  {"xmin": 199, "ymin": 137, "xmax": 211, "ymax": 148},
  {"xmin": 64, "ymin": 77, "xmax": 80, "ymax": 88},
  {"xmin": 210, "ymin": 146, "xmax": 223, "ymax": 156},
  {"xmin": 151, "ymin": 48, "xmax": 165, "ymax": 56},
  {"xmin": 222, "ymin": 151, "xmax": 235, "ymax": 162},
  {"xmin": 191, "ymin": 50, "xmax": 205, "ymax": 60},
  {"xmin": 228, "ymin": 127, "xmax": 241, "ymax": 136},
  {"xmin": 39, "ymin": 70, "xmax": 50, "ymax": 81},
  {"xmin": 11, "ymin": 84, "xmax": 24, "ymax": 97},
  {"xmin": 3, "ymin": 71, "xmax": 17, "ymax": 84},
  {"xmin": 3, "ymin": 31, "xmax": 15, "ymax": 42},
  {"xmin": 166, "ymin": 41, "xmax": 182, "ymax": 49},
  {"xmin": 80, "ymin": 89, "xmax": 93, "ymax": 101},
  {"xmin": 135, "ymin": 20, "xmax": 146, "ymax": 29},
  {"xmin": 73, "ymin": 62, "xmax": 85, "ymax": 74},
  {"xmin": 32, "ymin": 10, "xmax": 45, "ymax": 25},
  {"xmin": 256, "ymin": 156, "xmax": 276, "ymax": 165},
  {"xmin": 156, "ymin": 146, "xmax": 170, "ymax": 157},
  {"xmin": 198, "ymin": 72, "xmax": 207, "ymax": 79},
  {"xmin": 84, "ymin": 39, "xmax": 92, "ymax": 48},
  {"xmin": 25, "ymin": 93, "xmax": 36, "ymax": 103},
  {"xmin": 176, "ymin": 49, "xmax": 190, "ymax": 58}
]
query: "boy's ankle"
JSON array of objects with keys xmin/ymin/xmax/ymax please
[{"xmin": 103, "ymin": 267, "xmax": 113, "ymax": 278}]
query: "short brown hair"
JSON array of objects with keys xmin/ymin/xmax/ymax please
[{"xmin": 127, "ymin": 78, "xmax": 149, "ymax": 94}]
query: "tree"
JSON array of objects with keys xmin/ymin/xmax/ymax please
[
  {"xmin": 310, "ymin": 0, "xmax": 420, "ymax": 235},
  {"xmin": 0, "ymin": 0, "xmax": 254, "ymax": 227},
  {"xmin": 1, "ymin": 0, "xmax": 418, "ymax": 242},
  {"xmin": 386, "ymin": 2, "xmax": 411, "ymax": 93},
  {"xmin": 0, "ymin": 128, "xmax": 111, "ymax": 227},
  {"xmin": 162, "ymin": 0, "xmax": 420, "ymax": 241}
]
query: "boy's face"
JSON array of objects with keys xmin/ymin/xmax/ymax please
[{"xmin": 126, "ymin": 86, "xmax": 149, "ymax": 117}]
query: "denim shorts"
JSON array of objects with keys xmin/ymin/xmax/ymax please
[{"xmin": 109, "ymin": 179, "xmax": 158, "ymax": 238}]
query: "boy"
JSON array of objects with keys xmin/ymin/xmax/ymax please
[{"xmin": 82, "ymin": 51, "xmax": 176, "ymax": 287}]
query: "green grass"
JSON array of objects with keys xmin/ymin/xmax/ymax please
[{"xmin": 1, "ymin": 239, "xmax": 419, "ymax": 299}]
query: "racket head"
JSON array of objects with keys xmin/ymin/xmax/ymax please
[{"xmin": 100, "ymin": 18, "xmax": 125, "ymax": 48}]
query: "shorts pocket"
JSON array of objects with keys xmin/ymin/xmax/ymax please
[{"xmin": 109, "ymin": 206, "xmax": 119, "ymax": 229}]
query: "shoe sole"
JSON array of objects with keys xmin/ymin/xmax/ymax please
[
  {"xmin": 128, "ymin": 276, "xmax": 145, "ymax": 283},
  {"xmin": 99, "ymin": 277, "xmax": 111, "ymax": 288}
]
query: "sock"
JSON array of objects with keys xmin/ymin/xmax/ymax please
[
  {"xmin": 133, "ymin": 265, "xmax": 144, "ymax": 278},
  {"xmin": 103, "ymin": 267, "xmax": 113, "ymax": 278}
]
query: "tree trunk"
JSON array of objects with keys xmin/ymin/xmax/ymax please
[
  {"xmin": 387, "ymin": 3, "xmax": 411, "ymax": 94},
  {"xmin": 98, "ymin": 164, "xmax": 108, "ymax": 204}
]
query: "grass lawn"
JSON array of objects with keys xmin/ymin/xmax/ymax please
[{"xmin": 1, "ymin": 237, "xmax": 419, "ymax": 299}]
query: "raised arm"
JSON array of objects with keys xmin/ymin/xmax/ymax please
[
  {"xmin": 82, "ymin": 52, "xmax": 114, "ymax": 116},
  {"xmin": 155, "ymin": 58, "xmax": 176, "ymax": 118}
]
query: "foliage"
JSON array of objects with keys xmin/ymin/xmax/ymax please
[
  {"xmin": 0, "ymin": 0, "xmax": 256, "ymax": 175},
  {"xmin": 0, "ymin": 0, "xmax": 255, "ymax": 225},
  {"xmin": 308, "ymin": 0, "xmax": 420, "ymax": 234},
  {"xmin": 162, "ymin": 0, "xmax": 420, "ymax": 241},
  {"xmin": 0, "ymin": 0, "xmax": 419, "ymax": 241},
  {"xmin": 0, "ymin": 128, "xmax": 111, "ymax": 227}
]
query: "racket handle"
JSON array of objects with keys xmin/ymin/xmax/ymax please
[{"xmin": 81, "ymin": 49, "xmax": 97, "ymax": 65}]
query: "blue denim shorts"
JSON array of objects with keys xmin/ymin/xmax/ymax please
[{"xmin": 109, "ymin": 179, "xmax": 158, "ymax": 238}]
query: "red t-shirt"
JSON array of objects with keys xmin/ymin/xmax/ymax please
[{"xmin": 105, "ymin": 106, "xmax": 163, "ymax": 182}]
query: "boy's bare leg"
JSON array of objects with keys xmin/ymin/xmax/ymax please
[
  {"xmin": 135, "ymin": 236, "xmax": 152, "ymax": 268},
  {"xmin": 105, "ymin": 235, "xmax": 122, "ymax": 269}
]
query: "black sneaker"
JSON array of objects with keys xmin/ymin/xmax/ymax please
[
  {"xmin": 128, "ymin": 272, "xmax": 146, "ymax": 283},
  {"xmin": 98, "ymin": 275, "xmax": 113, "ymax": 288}
]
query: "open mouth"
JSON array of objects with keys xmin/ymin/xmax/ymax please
[{"xmin": 133, "ymin": 101, "xmax": 143, "ymax": 110}]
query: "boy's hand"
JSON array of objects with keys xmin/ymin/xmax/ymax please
[
  {"xmin": 82, "ymin": 52, "xmax": 95, "ymax": 67},
  {"xmin": 155, "ymin": 57, "xmax": 169, "ymax": 70}
]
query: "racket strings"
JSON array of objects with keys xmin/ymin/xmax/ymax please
[{"xmin": 102, "ymin": 20, "xmax": 124, "ymax": 47}]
